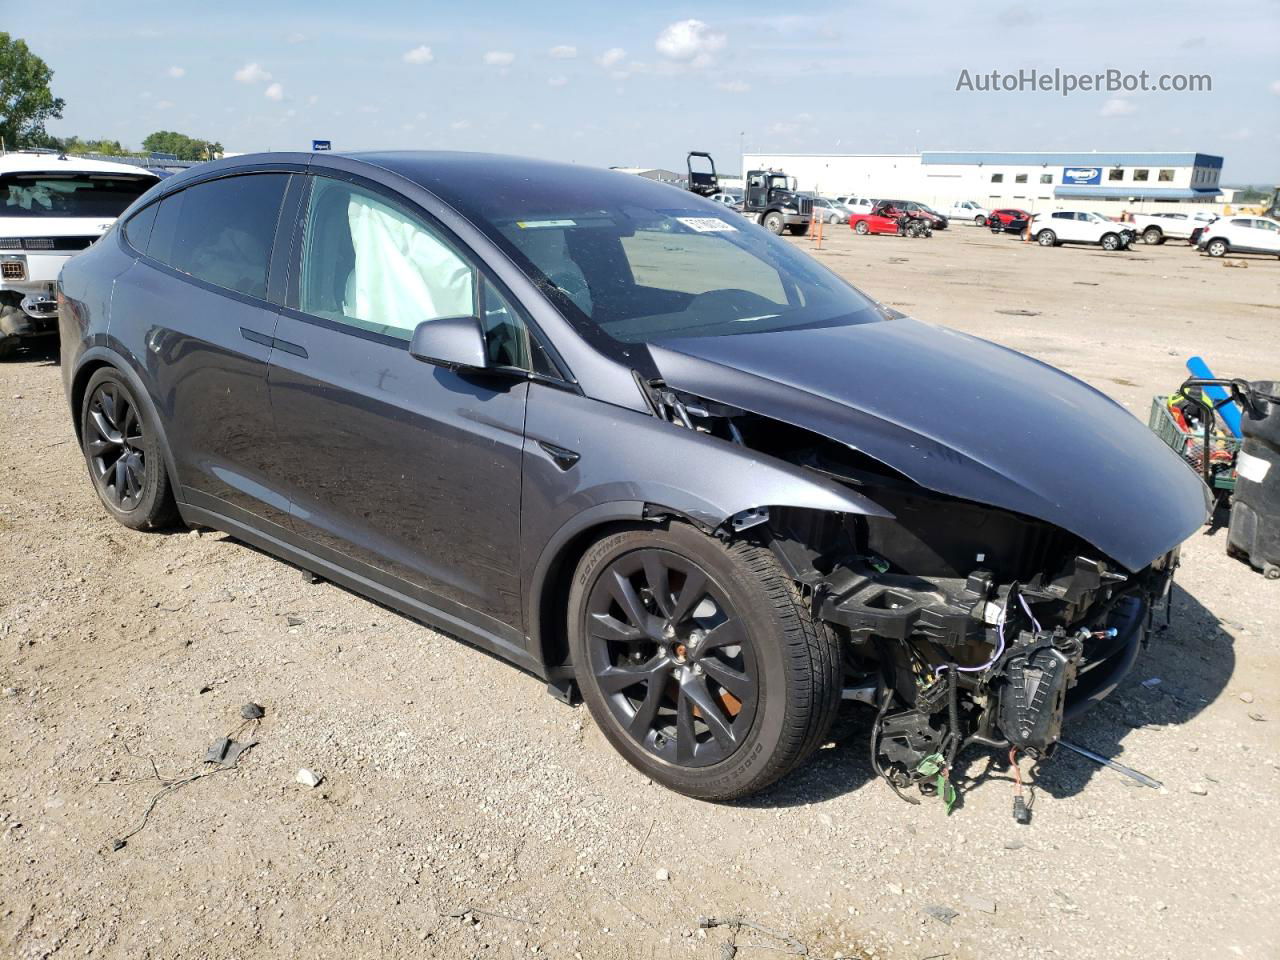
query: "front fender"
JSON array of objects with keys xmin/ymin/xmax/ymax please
[{"xmin": 520, "ymin": 384, "xmax": 891, "ymax": 672}]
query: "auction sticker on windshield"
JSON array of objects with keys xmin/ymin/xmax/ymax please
[
  {"xmin": 676, "ymin": 217, "xmax": 738, "ymax": 233},
  {"xmin": 515, "ymin": 219, "xmax": 577, "ymax": 229}
]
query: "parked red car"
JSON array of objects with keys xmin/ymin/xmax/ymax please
[
  {"xmin": 849, "ymin": 201, "xmax": 923, "ymax": 236},
  {"xmin": 988, "ymin": 208, "xmax": 1030, "ymax": 234}
]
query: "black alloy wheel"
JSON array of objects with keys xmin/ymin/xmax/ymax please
[
  {"xmin": 583, "ymin": 547, "xmax": 757, "ymax": 768},
  {"xmin": 79, "ymin": 368, "xmax": 179, "ymax": 530},
  {"xmin": 86, "ymin": 381, "xmax": 147, "ymax": 510}
]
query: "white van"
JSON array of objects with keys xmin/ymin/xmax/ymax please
[{"xmin": 1, "ymin": 152, "xmax": 159, "ymax": 358}]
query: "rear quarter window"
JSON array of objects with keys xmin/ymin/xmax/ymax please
[{"xmin": 146, "ymin": 173, "xmax": 289, "ymax": 300}]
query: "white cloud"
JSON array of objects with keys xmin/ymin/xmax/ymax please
[
  {"xmin": 655, "ymin": 20, "xmax": 726, "ymax": 65},
  {"xmin": 1227, "ymin": 126, "xmax": 1252, "ymax": 141},
  {"xmin": 308, "ymin": 95, "xmax": 320, "ymax": 106},
  {"xmin": 167, "ymin": 66, "xmax": 185, "ymax": 79},
  {"xmin": 549, "ymin": 45, "xmax": 577, "ymax": 59},
  {"xmin": 451, "ymin": 119, "xmax": 471, "ymax": 130},
  {"xmin": 548, "ymin": 75, "xmax": 568, "ymax": 87},
  {"xmin": 483, "ymin": 51, "xmax": 515, "ymax": 67},
  {"xmin": 155, "ymin": 100, "xmax": 174, "ymax": 110},
  {"xmin": 264, "ymin": 82, "xmax": 284, "ymax": 101},
  {"xmin": 716, "ymin": 79, "xmax": 750, "ymax": 94},
  {"xmin": 530, "ymin": 121, "xmax": 545, "ymax": 131},
  {"xmin": 1099, "ymin": 97, "xmax": 1136, "ymax": 117},
  {"xmin": 597, "ymin": 47, "xmax": 626, "ymax": 68},
  {"xmin": 403, "ymin": 45, "xmax": 434, "ymax": 64},
  {"xmin": 235, "ymin": 62, "xmax": 272, "ymax": 85},
  {"xmin": 286, "ymin": 32, "xmax": 306, "ymax": 44}
]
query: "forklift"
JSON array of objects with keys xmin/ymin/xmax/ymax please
[{"xmin": 686, "ymin": 152, "xmax": 812, "ymax": 235}]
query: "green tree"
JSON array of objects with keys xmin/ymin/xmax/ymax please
[
  {"xmin": 0, "ymin": 33, "xmax": 65, "ymax": 149},
  {"xmin": 55, "ymin": 135, "xmax": 129, "ymax": 156},
  {"xmin": 142, "ymin": 130, "xmax": 222, "ymax": 161}
]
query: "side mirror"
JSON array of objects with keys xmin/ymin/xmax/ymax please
[{"xmin": 409, "ymin": 316, "xmax": 488, "ymax": 371}]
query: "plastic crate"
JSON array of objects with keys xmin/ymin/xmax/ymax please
[{"xmin": 1148, "ymin": 396, "xmax": 1242, "ymax": 491}]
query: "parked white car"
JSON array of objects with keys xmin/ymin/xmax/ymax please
[
  {"xmin": 1129, "ymin": 211, "xmax": 1217, "ymax": 245},
  {"xmin": 709, "ymin": 191, "xmax": 742, "ymax": 207},
  {"xmin": 1029, "ymin": 210, "xmax": 1135, "ymax": 251},
  {"xmin": 948, "ymin": 200, "xmax": 990, "ymax": 225},
  {"xmin": 1, "ymin": 151, "xmax": 158, "ymax": 357},
  {"xmin": 834, "ymin": 196, "xmax": 875, "ymax": 216},
  {"xmin": 1196, "ymin": 216, "xmax": 1280, "ymax": 258}
]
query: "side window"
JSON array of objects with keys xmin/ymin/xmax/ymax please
[
  {"xmin": 299, "ymin": 177, "xmax": 475, "ymax": 341},
  {"xmin": 123, "ymin": 201, "xmax": 159, "ymax": 254},
  {"xmin": 1051, "ymin": 212, "xmax": 1071, "ymax": 220},
  {"xmin": 147, "ymin": 174, "xmax": 288, "ymax": 300}
]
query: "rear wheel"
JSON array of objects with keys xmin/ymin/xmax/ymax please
[
  {"xmin": 569, "ymin": 524, "xmax": 841, "ymax": 801},
  {"xmin": 79, "ymin": 368, "xmax": 180, "ymax": 530},
  {"xmin": 1206, "ymin": 238, "xmax": 1228, "ymax": 258},
  {"xmin": 1036, "ymin": 229, "xmax": 1057, "ymax": 247},
  {"xmin": 854, "ymin": 221, "xmax": 869, "ymax": 235},
  {"xmin": 975, "ymin": 215, "xmax": 987, "ymax": 226},
  {"xmin": 762, "ymin": 212, "xmax": 785, "ymax": 234},
  {"xmin": 1142, "ymin": 227, "xmax": 1163, "ymax": 245}
]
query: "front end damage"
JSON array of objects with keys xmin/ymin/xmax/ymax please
[{"xmin": 643, "ymin": 377, "xmax": 1190, "ymax": 808}]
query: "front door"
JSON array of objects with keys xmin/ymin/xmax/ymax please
[{"xmin": 265, "ymin": 174, "xmax": 534, "ymax": 645}]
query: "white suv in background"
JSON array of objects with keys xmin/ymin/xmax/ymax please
[
  {"xmin": 1197, "ymin": 216, "xmax": 1280, "ymax": 258},
  {"xmin": 1, "ymin": 151, "xmax": 158, "ymax": 358},
  {"xmin": 1130, "ymin": 210, "xmax": 1217, "ymax": 245},
  {"xmin": 949, "ymin": 200, "xmax": 990, "ymax": 225},
  {"xmin": 835, "ymin": 196, "xmax": 874, "ymax": 216},
  {"xmin": 1030, "ymin": 210, "xmax": 1134, "ymax": 251}
]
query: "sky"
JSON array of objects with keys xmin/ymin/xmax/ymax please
[{"xmin": 7, "ymin": 0, "xmax": 1279, "ymax": 182}]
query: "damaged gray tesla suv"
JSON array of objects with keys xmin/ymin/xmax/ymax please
[{"xmin": 59, "ymin": 152, "xmax": 1209, "ymax": 802}]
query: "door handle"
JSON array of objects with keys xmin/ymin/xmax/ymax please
[{"xmin": 240, "ymin": 327, "xmax": 308, "ymax": 359}]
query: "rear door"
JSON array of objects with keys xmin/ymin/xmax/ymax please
[
  {"xmin": 264, "ymin": 172, "xmax": 548, "ymax": 648},
  {"xmin": 111, "ymin": 170, "xmax": 297, "ymax": 529}
]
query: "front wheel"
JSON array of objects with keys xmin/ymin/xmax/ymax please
[
  {"xmin": 1101, "ymin": 233, "xmax": 1121, "ymax": 251},
  {"xmin": 79, "ymin": 368, "xmax": 180, "ymax": 530},
  {"xmin": 1206, "ymin": 238, "xmax": 1228, "ymax": 258},
  {"xmin": 569, "ymin": 524, "xmax": 841, "ymax": 801},
  {"xmin": 762, "ymin": 212, "xmax": 785, "ymax": 234},
  {"xmin": 854, "ymin": 220, "xmax": 869, "ymax": 235},
  {"xmin": 1036, "ymin": 229, "xmax": 1057, "ymax": 246}
]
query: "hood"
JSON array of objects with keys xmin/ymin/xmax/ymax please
[{"xmin": 649, "ymin": 317, "xmax": 1210, "ymax": 572}]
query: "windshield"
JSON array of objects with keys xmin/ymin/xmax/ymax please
[
  {"xmin": 1, "ymin": 173, "xmax": 155, "ymax": 218},
  {"xmin": 486, "ymin": 206, "xmax": 880, "ymax": 344}
]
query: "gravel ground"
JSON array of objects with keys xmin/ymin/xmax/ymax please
[{"xmin": 1, "ymin": 226, "xmax": 1277, "ymax": 960}]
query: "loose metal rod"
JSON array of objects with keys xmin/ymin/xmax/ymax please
[{"xmin": 1058, "ymin": 739, "xmax": 1163, "ymax": 790}]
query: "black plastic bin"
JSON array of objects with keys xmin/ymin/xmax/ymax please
[{"xmin": 1228, "ymin": 380, "xmax": 1280, "ymax": 578}]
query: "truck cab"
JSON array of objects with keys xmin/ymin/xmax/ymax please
[
  {"xmin": 1, "ymin": 151, "xmax": 158, "ymax": 358},
  {"xmin": 743, "ymin": 170, "xmax": 812, "ymax": 235}
]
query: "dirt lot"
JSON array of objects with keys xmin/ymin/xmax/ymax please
[{"xmin": 2, "ymin": 227, "xmax": 1278, "ymax": 960}]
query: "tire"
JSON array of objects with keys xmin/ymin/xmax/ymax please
[
  {"xmin": 854, "ymin": 221, "xmax": 869, "ymax": 235},
  {"xmin": 1206, "ymin": 238, "xmax": 1228, "ymax": 258},
  {"xmin": 1101, "ymin": 233, "xmax": 1120, "ymax": 251},
  {"xmin": 1036, "ymin": 229, "xmax": 1057, "ymax": 247},
  {"xmin": 827, "ymin": 213, "xmax": 838, "ymax": 224},
  {"xmin": 975, "ymin": 215, "xmax": 987, "ymax": 226},
  {"xmin": 763, "ymin": 212, "xmax": 785, "ymax": 234},
  {"xmin": 79, "ymin": 367, "xmax": 180, "ymax": 531},
  {"xmin": 1142, "ymin": 227, "xmax": 1163, "ymax": 245},
  {"xmin": 568, "ymin": 524, "xmax": 841, "ymax": 801}
]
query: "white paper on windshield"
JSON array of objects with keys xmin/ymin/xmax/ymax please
[
  {"xmin": 516, "ymin": 219, "xmax": 577, "ymax": 229},
  {"xmin": 676, "ymin": 217, "xmax": 738, "ymax": 233}
]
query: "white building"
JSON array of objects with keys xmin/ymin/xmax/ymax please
[{"xmin": 739, "ymin": 151, "xmax": 1226, "ymax": 217}]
